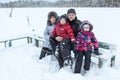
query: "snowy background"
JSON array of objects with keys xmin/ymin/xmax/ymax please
[
  {"xmin": 0, "ymin": 0, "xmax": 58, "ymax": 3},
  {"xmin": 0, "ymin": 8, "xmax": 120, "ymax": 80}
]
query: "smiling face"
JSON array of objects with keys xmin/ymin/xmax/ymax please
[
  {"xmin": 83, "ymin": 24, "xmax": 90, "ymax": 31},
  {"xmin": 60, "ymin": 18, "xmax": 66, "ymax": 25},
  {"xmin": 67, "ymin": 13, "xmax": 76, "ymax": 21},
  {"xmin": 50, "ymin": 16, "xmax": 56, "ymax": 24}
]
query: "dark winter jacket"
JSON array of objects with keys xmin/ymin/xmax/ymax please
[
  {"xmin": 76, "ymin": 21, "xmax": 98, "ymax": 51},
  {"xmin": 51, "ymin": 22, "xmax": 75, "ymax": 41},
  {"xmin": 67, "ymin": 17, "xmax": 82, "ymax": 37}
]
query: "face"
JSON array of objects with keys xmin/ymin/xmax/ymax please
[
  {"xmin": 67, "ymin": 13, "xmax": 76, "ymax": 21},
  {"xmin": 83, "ymin": 25, "xmax": 90, "ymax": 31},
  {"xmin": 60, "ymin": 18, "xmax": 66, "ymax": 25},
  {"xmin": 50, "ymin": 16, "xmax": 56, "ymax": 24}
]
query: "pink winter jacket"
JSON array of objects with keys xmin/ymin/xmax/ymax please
[{"xmin": 76, "ymin": 31, "xmax": 99, "ymax": 51}]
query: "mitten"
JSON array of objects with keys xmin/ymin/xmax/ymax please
[{"xmin": 94, "ymin": 48, "xmax": 102, "ymax": 55}]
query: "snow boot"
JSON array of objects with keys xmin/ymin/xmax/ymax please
[
  {"xmin": 46, "ymin": 48, "xmax": 52, "ymax": 55},
  {"xmin": 39, "ymin": 47, "xmax": 47, "ymax": 59},
  {"xmin": 81, "ymin": 69, "xmax": 89, "ymax": 76}
]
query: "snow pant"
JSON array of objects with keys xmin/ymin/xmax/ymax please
[
  {"xmin": 56, "ymin": 38, "xmax": 72, "ymax": 68},
  {"xmin": 74, "ymin": 50, "xmax": 91, "ymax": 73},
  {"xmin": 39, "ymin": 47, "xmax": 52, "ymax": 59},
  {"xmin": 49, "ymin": 37, "xmax": 57, "ymax": 55},
  {"xmin": 71, "ymin": 42, "xmax": 79, "ymax": 59}
]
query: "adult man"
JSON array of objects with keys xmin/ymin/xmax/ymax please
[{"xmin": 67, "ymin": 8, "xmax": 82, "ymax": 58}]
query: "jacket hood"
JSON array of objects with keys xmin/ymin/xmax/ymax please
[
  {"xmin": 80, "ymin": 20, "xmax": 93, "ymax": 31},
  {"xmin": 48, "ymin": 11, "xmax": 58, "ymax": 20},
  {"xmin": 47, "ymin": 11, "xmax": 59, "ymax": 26}
]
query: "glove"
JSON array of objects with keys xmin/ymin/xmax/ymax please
[{"xmin": 94, "ymin": 48, "xmax": 102, "ymax": 55}]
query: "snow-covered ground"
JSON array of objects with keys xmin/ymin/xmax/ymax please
[{"xmin": 0, "ymin": 8, "xmax": 120, "ymax": 80}]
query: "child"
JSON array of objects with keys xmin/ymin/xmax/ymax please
[
  {"xmin": 74, "ymin": 20, "xmax": 101, "ymax": 74},
  {"xmin": 51, "ymin": 14, "xmax": 75, "ymax": 68},
  {"xmin": 39, "ymin": 11, "xmax": 59, "ymax": 59}
]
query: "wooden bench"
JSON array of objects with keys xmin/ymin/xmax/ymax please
[
  {"xmin": 0, "ymin": 36, "xmax": 116, "ymax": 68},
  {"xmin": 0, "ymin": 35, "xmax": 44, "ymax": 48},
  {"xmin": 29, "ymin": 36, "xmax": 116, "ymax": 68},
  {"xmin": 91, "ymin": 42, "xmax": 116, "ymax": 68}
]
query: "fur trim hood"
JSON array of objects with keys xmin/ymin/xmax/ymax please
[{"xmin": 47, "ymin": 11, "xmax": 59, "ymax": 26}]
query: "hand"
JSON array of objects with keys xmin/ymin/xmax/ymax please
[
  {"xmin": 94, "ymin": 48, "xmax": 102, "ymax": 55},
  {"xmin": 55, "ymin": 36, "xmax": 63, "ymax": 42},
  {"xmin": 90, "ymin": 43, "xmax": 94, "ymax": 47},
  {"xmin": 71, "ymin": 38, "xmax": 75, "ymax": 42}
]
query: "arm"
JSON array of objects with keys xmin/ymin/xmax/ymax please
[
  {"xmin": 51, "ymin": 25, "xmax": 57, "ymax": 38},
  {"xmin": 51, "ymin": 25, "xmax": 63, "ymax": 42},
  {"xmin": 91, "ymin": 32, "xmax": 102, "ymax": 55},
  {"xmin": 66, "ymin": 25, "xmax": 75, "ymax": 42},
  {"xmin": 91, "ymin": 32, "xmax": 99, "ymax": 48},
  {"xmin": 44, "ymin": 26, "xmax": 50, "ymax": 41}
]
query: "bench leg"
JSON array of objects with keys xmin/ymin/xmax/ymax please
[
  {"xmin": 27, "ymin": 37, "xmax": 32, "ymax": 44},
  {"xmin": 4, "ymin": 41, "xmax": 7, "ymax": 48},
  {"xmin": 35, "ymin": 39, "xmax": 39, "ymax": 47},
  {"xmin": 110, "ymin": 56, "xmax": 115, "ymax": 67},
  {"xmin": 4, "ymin": 40, "xmax": 12, "ymax": 48},
  {"xmin": 98, "ymin": 58, "xmax": 103, "ymax": 68},
  {"xmin": 8, "ymin": 40, "xmax": 12, "ymax": 47}
]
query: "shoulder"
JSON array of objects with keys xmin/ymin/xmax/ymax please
[
  {"xmin": 90, "ymin": 32, "xmax": 94, "ymax": 34},
  {"xmin": 55, "ymin": 23, "xmax": 61, "ymax": 27},
  {"xmin": 65, "ymin": 22, "xmax": 71, "ymax": 26},
  {"xmin": 64, "ymin": 23, "xmax": 71, "ymax": 29},
  {"xmin": 78, "ymin": 32, "xmax": 82, "ymax": 35},
  {"xmin": 75, "ymin": 19, "xmax": 82, "ymax": 25},
  {"xmin": 89, "ymin": 32, "xmax": 95, "ymax": 36}
]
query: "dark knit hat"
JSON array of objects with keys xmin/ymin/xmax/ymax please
[
  {"xmin": 67, "ymin": 8, "xmax": 76, "ymax": 15},
  {"xmin": 59, "ymin": 14, "xmax": 67, "ymax": 21}
]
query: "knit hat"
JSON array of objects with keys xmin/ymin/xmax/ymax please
[
  {"xmin": 80, "ymin": 20, "xmax": 93, "ymax": 31},
  {"xmin": 67, "ymin": 8, "xmax": 76, "ymax": 15},
  {"xmin": 59, "ymin": 14, "xmax": 67, "ymax": 21}
]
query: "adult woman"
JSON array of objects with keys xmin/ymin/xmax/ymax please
[{"xmin": 39, "ymin": 11, "xmax": 59, "ymax": 59}]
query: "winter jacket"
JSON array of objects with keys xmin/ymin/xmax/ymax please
[
  {"xmin": 51, "ymin": 22, "xmax": 75, "ymax": 41},
  {"xmin": 76, "ymin": 31, "xmax": 99, "ymax": 51},
  {"xmin": 43, "ymin": 23, "xmax": 56, "ymax": 49},
  {"xmin": 68, "ymin": 17, "xmax": 82, "ymax": 37}
]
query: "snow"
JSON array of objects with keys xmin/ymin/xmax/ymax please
[{"xmin": 0, "ymin": 8, "xmax": 120, "ymax": 80}]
